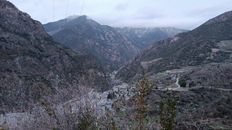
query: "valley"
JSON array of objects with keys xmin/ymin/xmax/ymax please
[{"xmin": 0, "ymin": 0, "xmax": 232, "ymax": 129}]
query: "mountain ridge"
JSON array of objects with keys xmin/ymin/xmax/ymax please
[
  {"xmin": 115, "ymin": 27, "xmax": 186, "ymax": 49},
  {"xmin": 116, "ymin": 10, "xmax": 232, "ymax": 82},
  {"xmin": 115, "ymin": 10, "xmax": 232, "ymax": 129},
  {"xmin": 44, "ymin": 16, "xmax": 140, "ymax": 71},
  {"xmin": 0, "ymin": 0, "xmax": 109, "ymax": 113}
]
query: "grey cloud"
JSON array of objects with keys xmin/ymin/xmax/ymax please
[
  {"xmin": 115, "ymin": 3, "xmax": 128, "ymax": 11},
  {"xmin": 8, "ymin": 0, "xmax": 232, "ymax": 29}
]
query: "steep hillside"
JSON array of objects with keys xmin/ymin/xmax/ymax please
[
  {"xmin": 44, "ymin": 16, "xmax": 139, "ymax": 71},
  {"xmin": 0, "ymin": 0, "xmax": 109, "ymax": 113},
  {"xmin": 114, "ymin": 11, "xmax": 232, "ymax": 129},
  {"xmin": 117, "ymin": 11, "xmax": 232, "ymax": 82},
  {"xmin": 116, "ymin": 27, "xmax": 186, "ymax": 49}
]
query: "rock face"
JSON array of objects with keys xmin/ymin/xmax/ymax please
[
  {"xmin": 115, "ymin": 27, "xmax": 186, "ymax": 49},
  {"xmin": 44, "ymin": 16, "xmax": 139, "ymax": 71},
  {"xmin": 116, "ymin": 11, "xmax": 232, "ymax": 82},
  {"xmin": 0, "ymin": 0, "xmax": 109, "ymax": 113}
]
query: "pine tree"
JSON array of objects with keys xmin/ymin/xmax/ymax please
[
  {"xmin": 160, "ymin": 91, "xmax": 178, "ymax": 130},
  {"xmin": 135, "ymin": 77, "xmax": 153, "ymax": 130}
]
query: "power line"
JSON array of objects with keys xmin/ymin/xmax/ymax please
[
  {"xmin": 80, "ymin": 0, "xmax": 85, "ymax": 15},
  {"xmin": 65, "ymin": 0, "xmax": 70, "ymax": 18},
  {"xmin": 52, "ymin": 0, "xmax": 55, "ymax": 20}
]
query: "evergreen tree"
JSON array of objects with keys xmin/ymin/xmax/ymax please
[
  {"xmin": 160, "ymin": 91, "xmax": 178, "ymax": 130},
  {"xmin": 135, "ymin": 77, "xmax": 153, "ymax": 130}
]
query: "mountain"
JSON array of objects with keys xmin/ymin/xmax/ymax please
[
  {"xmin": 116, "ymin": 11, "xmax": 232, "ymax": 129},
  {"xmin": 117, "ymin": 11, "xmax": 232, "ymax": 82},
  {"xmin": 44, "ymin": 16, "xmax": 139, "ymax": 71},
  {"xmin": 1, "ymin": 0, "xmax": 232, "ymax": 129},
  {"xmin": 115, "ymin": 27, "xmax": 186, "ymax": 49},
  {"xmin": 0, "ymin": 0, "xmax": 109, "ymax": 113}
]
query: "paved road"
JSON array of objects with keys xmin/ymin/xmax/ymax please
[{"xmin": 189, "ymin": 86, "xmax": 232, "ymax": 92}]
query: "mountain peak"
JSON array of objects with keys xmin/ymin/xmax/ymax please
[
  {"xmin": 44, "ymin": 15, "xmax": 101, "ymax": 35},
  {"xmin": 0, "ymin": 0, "xmax": 15, "ymax": 9},
  {"xmin": 0, "ymin": 0, "xmax": 48, "ymax": 39},
  {"xmin": 65, "ymin": 15, "xmax": 80, "ymax": 20},
  {"xmin": 44, "ymin": 15, "xmax": 139, "ymax": 71},
  {"xmin": 65, "ymin": 15, "xmax": 88, "ymax": 22},
  {"xmin": 204, "ymin": 11, "xmax": 232, "ymax": 25}
]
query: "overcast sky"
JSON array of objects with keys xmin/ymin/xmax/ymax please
[{"xmin": 8, "ymin": 0, "xmax": 232, "ymax": 29}]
